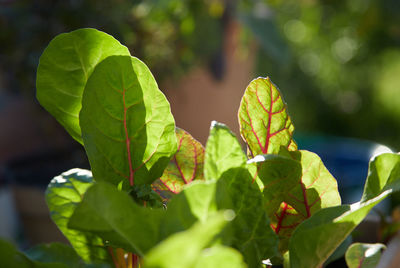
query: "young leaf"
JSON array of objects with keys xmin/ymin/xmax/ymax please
[
  {"xmin": 143, "ymin": 212, "xmax": 233, "ymax": 268},
  {"xmin": 289, "ymin": 153, "xmax": 400, "ymax": 268},
  {"xmin": 204, "ymin": 121, "xmax": 247, "ymax": 180},
  {"xmin": 152, "ymin": 128, "xmax": 205, "ymax": 200},
  {"xmin": 45, "ymin": 168, "xmax": 108, "ymax": 263},
  {"xmin": 345, "ymin": 243, "xmax": 386, "ymax": 268},
  {"xmin": 36, "ymin": 28, "xmax": 130, "ymax": 144},
  {"xmin": 79, "ymin": 55, "xmax": 177, "ymax": 187},
  {"xmin": 238, "ymin": 77, "xmax": 297, "ymax": 156},
  {"xmin": 68, "ymin": 182, "xmax": 165, "ymax": 256}
]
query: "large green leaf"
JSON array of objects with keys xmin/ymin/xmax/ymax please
[
  {"xmin": 142, "ymin": 213, "xmax": 233, "ymax": 268},
  {"xmin": 68, "ymin": 182, "xmax": 164, "ymax": 256},
  {"xmin": 36, "ymin": 28, "xmax": 130, "ymax": 144},
  {"xmin": 46, "ymin": 169, "xmax": 108, "ymax": 263},
  {"xmin": 238, "ymin": 77, "xmax": 297, "ymax": 156},
  {"xmin": 152, "ymin": 128, "xmax": 204, "ymax": 200},
  {"xmin": 289, "ymin": 153, "xmax": 400, "ymax": 268},
  {"xmin": 79, "ymin": 55, "xmax": 177, "ymax": 187},
  {"xmin": 204, "ymin": 121, "xmax": 247, "ymax": 180},
  {"xmin": 345, "ymin": 243, "xmax": 386, "ymax": 268}
]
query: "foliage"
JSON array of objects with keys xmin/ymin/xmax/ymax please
[{"xmin": 2, "ymin": 28, "xmax": 400, "ymax": 267}]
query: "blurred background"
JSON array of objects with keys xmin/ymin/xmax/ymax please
[{"xmin": 1, "ymin": 0, "xmax": 400, "ymax": 252}]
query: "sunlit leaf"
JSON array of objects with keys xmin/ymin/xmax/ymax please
[{"xmin": 36, "ymin": 28, "xmax": 130, "ymax": 143}]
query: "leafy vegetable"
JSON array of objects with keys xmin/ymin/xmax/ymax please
[
  {"xmin": 32, "ymin": 28, "xmax": 400, "ymax": 268},
  {"xmin": 238, "ymin": 77, "xmax": 297, "ymax": 156},
  {"xmin": 345, "ymin": 243, "xmax": 386, "ymax": 268},
  {"xmin": 46, "ymin": 169, "xmax": 108, "ymax": 262},
  {"xmin": 79, "ymin": 55, "xmax": 177, "ymax": 187},
  {"xmin": 152, "ymin": 128, "xmax": 204, "ymax": 200},
  {"xmin": 36, "ymin": 28, "xmax": 130, "ymax": 144}
]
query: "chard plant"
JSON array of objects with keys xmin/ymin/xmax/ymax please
[{"xmin": 1, "ymin": 28, "xmax": 399, "ymax": 268}]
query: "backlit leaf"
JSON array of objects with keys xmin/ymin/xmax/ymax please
[
  {"xmin": 36, "ymin": 28, "xmax": 130, "ymax": 144},
  {"xmin": 238, "ymin": 77, "xmax": 296, "ymax": 156},
  {"xmin": 152, "ymin": 128, "xmax": 204, "ymax": 200},
  {"xmin": 79, "ymin": 55, "xmax": 177, "ymax": 187}
]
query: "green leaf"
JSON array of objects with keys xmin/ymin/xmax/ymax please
[
  {"xmin": 152, "ymin": 128, "xmax": 205, "ymax": 200},
  {"xmin": 289, "ymin": 153, "xmax": 400, "ymax": 268},
  {"xmin": 68, "ymin": 182, "xmax": 164, "ymax": 256},
  {"xmin": 193, "ymin": 245, "xmax": 247, "ymax": 268},
  {"xmin": 345, "ymin": 243, "xmax": 386, "ymax": 268},
  {"xmin": 361, "ymin": 153, "xmax": 400, "ymax": 202},
  {"xmin": 36, "ymin": 28, "xmax": 130, "ymax": 144},
  {"xmin": 167, "ymin": 167, "xmax": 279, "ymax": 266},
  {"xmin": 216, "ymin": 167, "xmax": 279, "ymax": 267},
  {"xmin": 204, "ymin": 121, "xmax": 247, "ymax": 180},
  {"xmin": 142, "ymin": 212, "xmax": 233, "ymax": 268},
  {"xmin": 238, "ymin": 77, "xmax": 297, "ymax": 156},
  {"xmin": 46, "ymin": 169, "xmax": 108, "ymax": 263},
  {"xmin": 79, "ymin": 55, "xmax": 177, "ymax": 187}
]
